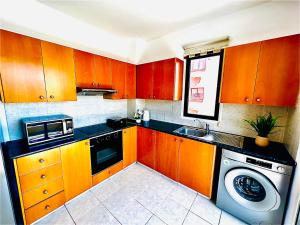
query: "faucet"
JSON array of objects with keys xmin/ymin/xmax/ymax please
[
  {"xmin": 205, "ymin": 123, "xmax": 210, "ymax": 135},
  {"xmin": 194, "ymin": 119, "xmax": 210, "ymax": 134}
]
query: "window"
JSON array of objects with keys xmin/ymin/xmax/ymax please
[{"xmin": 183, "ymin": 50, "xmax": 223, "ymax": 120}]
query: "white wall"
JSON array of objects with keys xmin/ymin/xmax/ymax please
[{"xmin": 138, "ymin": 1, "xmax": 300, "ymax": 63}]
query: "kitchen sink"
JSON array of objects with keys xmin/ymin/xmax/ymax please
[{"xmin": 173, "ymin": 126, "xmax": 214, "ymax": 141}]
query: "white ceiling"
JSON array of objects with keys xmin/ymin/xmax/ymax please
[{"xmin": 39, "ymin": 0, "xmax": 269, "ymax": 41}]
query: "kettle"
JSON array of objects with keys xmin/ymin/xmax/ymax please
[{"xmin": 143, "ymin": 110, "xmax": 150, "ymax": 121}]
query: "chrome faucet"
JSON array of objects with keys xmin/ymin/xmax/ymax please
[{"xmin": 205, "ymin": 123, "xmax": 210, "ymax": 135}]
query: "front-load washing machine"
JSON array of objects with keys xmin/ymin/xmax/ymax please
[{"xmin": 216, "ymin": 149, "xmax": 293, "ymax": 225}]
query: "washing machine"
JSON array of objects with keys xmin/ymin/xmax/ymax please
[{"xmin": 216, "ymin": 149, "xmax": 293, "ymax": 225}]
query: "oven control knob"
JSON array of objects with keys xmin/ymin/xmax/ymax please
[
  {"xmin": 277, "ymin": 166, "xmax": 285, "ymax": 173},
  {"xmin": 106, "ymin": 136, "xmax": 111, "ymax": 141}
]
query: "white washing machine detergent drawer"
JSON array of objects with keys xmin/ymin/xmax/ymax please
[{"xmin": 224, "ymin": 168, "xmax": 281, "ymax": 212}]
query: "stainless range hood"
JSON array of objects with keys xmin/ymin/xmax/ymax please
[{"xmin": 76, "ymin": 87, "xmax": 117, "ymax": 96}]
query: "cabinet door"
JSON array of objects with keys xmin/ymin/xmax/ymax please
[
  {"xmin": 125, "ymin": 63, "xmax": 136, "ymax": 99},
  {"xmin": 0, "ymin": 30, "xmax": 46, "ymax": 102},
  {"xmin": 74, "ymin": 50, "xmax": 96, "ymax": 87},
  {"xmin": 41, "ymin": 41, "xmax": 77, "ymax": 102},
  {"xmin": 156, "ymin": 132, "xmax": 179, "ymax": 181},
  {"xmin": 61, "ymin": 140, "xmax": 92, "ymax": 201},
  {"xmin": 110, "ymin": 60, "xmax": 126, "ymax": 99},
  {"xmin": 123, "ymin": 126, "xmax": 137, "ymax": 168},
  {"xmin": 220, "ymin": 42, "xmax": 261, "ymax": 104},
  {"xmin": 178, "ymin": 138, "xmax": 216, "ymax": 198},
  {"xmin": 136, "ymin": 62, "xmax": 154, "ymax": 99},
  {"xmin": 94, "ymin": 55, "xmax": 112, "ymax": 88},
  {"xmin": 137, "ymin": 127, "xmax": 156, "ymax": 169},
  {"xmin": 254, "ymin": 34, "xmax": 300, "ymax": 106}
]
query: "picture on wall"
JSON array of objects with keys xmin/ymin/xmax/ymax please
[{"xmin": 183, "ymin": 50, "xmax": 224, "ymax": 120}]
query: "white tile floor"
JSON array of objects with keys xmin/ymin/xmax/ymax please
[{"xmin": 33, "ymin": 163, "xmax": 247, "ymax": 225}]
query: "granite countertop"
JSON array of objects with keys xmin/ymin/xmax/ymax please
[{"xmin": 1, "ymin": 119, "xmax": 296, "ymax": 166}]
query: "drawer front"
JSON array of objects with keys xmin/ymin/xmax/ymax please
[
  {"xmin": 19, "ymin": 163, "xmax": 63, "ymax": 193},
  {"xmin": 92, "ymin": 161, "xmax": 123, "ymax": 186},
  {"xmin": 25, "ymin": 191, "xmax": 65, "ymax": 225},
  {"xmin": 17, "ymin": 148, "xmax": 61, "ymax": 176},
  {"xmin": 108, "ymin": 161, "xmax": 123, "ymax": 176},
  {"xmin": 22, "ymin": 177, "xmax": 64, "ymax": 209}
]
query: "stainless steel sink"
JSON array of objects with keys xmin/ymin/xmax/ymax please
[{"xmin": 173, "ymin": 126, "xmax": 214, "ymax": 141}]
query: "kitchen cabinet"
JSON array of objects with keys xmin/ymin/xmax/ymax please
[
  {"xmin": 178, "ymin": 138, "xmax": 216, "ymax": 198},
  {"xmin": 0, "ymin": 30, "xmax": 46, "ymax": 103},
  {"xmin": 41, "ymin": 41, "xmax": 77, "ymax": 102},
  {"xmin": 61, "ymin": 140, "xmax": 92, "ymax": 201},
  {"xmin": 221, "ymin": 34, "xmax": 299, "ymax": 106},
  {"xmin": 254, "ymin": 34, "xmax": 299, "ymax": 106},
  {"xmin": 92, "ymin": 161, "xmax": 123, "ymax": 186},
  {"xmin": 125, "ymin": 63, "xmax": 136, "ymax": 99},
  {"xmin": 107, "ymin": 60, "xmax": 126, "ymax": 99},
  {"xmin": 94, "ymin": 55, "xmax": 113, "ymax": 88},
  {"xmin": 220, "ymin": 42, "xmax": 261, "ymax": 104},
  {"xmin": 137, "ymin": 58, "xmax": 183, "ymax": 100},
  {"xmin": 155, "ymin": 132, "xmax": 179, "ymax": 181},
  {"xmin": 137, "ymin": 127, "xmax": 156, "ymax": 169},
  {"xmin": 123, "ymin": 126, "xmax": 137, "ymax": 168}
]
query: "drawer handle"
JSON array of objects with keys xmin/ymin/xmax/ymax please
[
  {"xmin": 50, "ymin": 95, "xmax": 55, "ymax": 99},
  {"xmin": 44, "ymin": 205, "xmax": 51, "ymax": 210},
  {"xmin": 43, "ymin": 190, "xmax": 48, "ymax": 194},
  {"xmin": 256, "ymin": 98, "xmax": 261, "ymax": 102},
  {"xmin": 244, "ymin": 97, "xmax": 249, "ymax": 102},
  {"xmin": 39, "ymin": 159, "xmax": 45, "ymax": 163},
  {"xmin": 40, "ymin": 174, "xmax": 46, "ymax": 179},
  {"xmin": 39, "ymin": 95, "xmax": 44, "ymax": 100}
]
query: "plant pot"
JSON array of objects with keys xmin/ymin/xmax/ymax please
[
  {"xmin": 135, "ymin": 119, "xmax": 141, "ymax": 124},
  {"xmin": 255, "ymin": 136, "xmax": 269, "ymax": 147}
]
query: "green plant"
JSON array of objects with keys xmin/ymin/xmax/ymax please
[{"xmin": 244, "ymin": 112, "xmax": 280, "ymax": 137}]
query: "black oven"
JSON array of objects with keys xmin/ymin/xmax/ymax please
[{"xmin": 90, "ymin": 130, "xmax": 123, "ymax": 175}]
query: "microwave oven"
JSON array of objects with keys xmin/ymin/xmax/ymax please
[{"xmin": 22, "ymin": 114, "xmax": 74, "ymax": 145}]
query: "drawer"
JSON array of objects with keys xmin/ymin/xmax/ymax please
[
  {"xmin": 19, "ymin": 163, "xmax": 63, "ymax": 193},
  {"xmin": 109, "ymin": 161, "xmax": 123, "ymax": 176},
  {"xmin": 16, "ymin": 148, "xmax": 61, "ymax": 176},
  {"xmin": 92, "ymin": 161, "xmax": 123, "ymax": 186},
  {"xmin": 25, "ymin": 191, "xmax": 65, "ymax": 225},
  {"xmin": 22, "ymin": 177, "xmax": 64, "ymax": 209}
]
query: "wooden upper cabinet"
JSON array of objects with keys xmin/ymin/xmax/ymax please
[
  {"xmin": 125, "ymin": 63, "xmax": 136, "ymax": 99},
  {"xmin": 74, "ymin": 50, "xmax": 96, "ymax": 88},
  {"xmin": 94, "ymin": 55, "xmax": 112, "ymax": 88},
  {"xmin": 254, "ymin": 34, "xmax": 300, "ymax": 106},
  {"xmin": 137, "ymin": 62, "xmax": 154, "ymax": 99},
  {"xmin": 0, "ymin": 30, "xmax": 46, "ymax": 103},
  {"xmin": 123, "ymin": 126, "xmax": 137, "ymax": 168},
  {"xmin": 137, "ymin": 127, "xmax": 156, "ymax": 170},
  {"xmin": 41, "ymin": 41, "xmax": 77, "ymax": 102},
  {"xmin": 155, "ymin": 132, "xmax": 179, "ymax": 181},
  {"xmin": 220, "ymin": 42, "xmax": 261, "ymax": 104},
  {"xmin": 178, "ymin": 138, "xmax": 216, "ymax": 198},
  {"xmin": 110, "ymin": 60, "xmax": 126, "ymax": 99},
  {"xmin": 61, "ymin": 140, "xmax": 92, "ymax": 201}
]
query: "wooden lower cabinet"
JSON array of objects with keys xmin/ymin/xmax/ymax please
[
  {"xmin": 92, "ymin": 161, "xmax": 123, "ymax": 186},
  {"xmin": 178, "ymin": 138, "xmax": 216, "ymax": 198},
  {"xmin": 156, "ymin": 132, "xmax": 179, "ymax": 181},
  {"xmin": 61, "ymin": 140, "xmax": 92, "ymax": 202},
  {"xmin": 123, "ymin": 126, "xmax": 137, "ymax": 168},
  {"xmin": 137, "ymin": 127, "xmax": 156, "ymax": 169},
  {"xmin": 24, "ymin": 191, "xmax": 65, "ymax": 225}
]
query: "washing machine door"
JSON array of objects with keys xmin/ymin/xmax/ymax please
[{"xmin": 224, "ymin": 168, "xmax": 281, "ymax": 212}]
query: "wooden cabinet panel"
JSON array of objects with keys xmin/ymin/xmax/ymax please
[
  {"xmin": 94, "ymin": 55, "xmax": 112, "ymax": 88},
  {"xmin": 254, "ymin": 34, "xmax": 300, "ymax": 106},
  {"xmin": 16, "ymin": 148, "xmax": 61, "ymax": 176},
  {"xmin": 136, "ymin": 62, "xmax": 154, "ymax": 99},
  {"xmin": 125, "ymin": 63, "xmax": 136, "ymax": 99},
  {"xmin": 22, "ymin": 178, "xmax": 64, "ymax": 209},
  {"xmin": 155, "ymin": 132, "xmax": 179, "ymax": 181},
  {"xmin": 137, "ymin": 127, "xmax": 156, "ymax": 169},
  {"xmin": 123, "ymin": 126, "xmax": 137, "ymax": 168},
  {"xmin": 92, "ymin": 161, "xmax": 123, "ymax": 186},
  {"xmin": 41, "ymin": 41, "xmax": 77, "ymax": 102},
  {"xmin": 109, "ymin": 60, "xmax": 126, "ymax": 99},
  {"xmin": 0, "ymin": 30, "xmax": 46, "ymax": 102},
  {"xmin": 19, "ymin": 163, "xmax": 63, "ymax": 194},
  {"xmin": 25, "ymin": 191, "xmax": 65, "ymax": 225},
  {"xmin": 221, "ymin": 42, "xmax": 261, "ymax": 104},
  {"xmin": 74, "ymin": 50, "xmax": 96, "ymax": 87},
  {"xmin": 61, "ymin": 140, "xmax": 92, "ymax": 201},
  {"xmin": 178, "ymin": 138, "xmax": 216, "ymax": 198}
]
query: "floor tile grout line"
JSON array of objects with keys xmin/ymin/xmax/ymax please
[
  {"xmin": 64, "ymin": 205, "xmax": 77, "ymax": 225},
  {"xmin": 144, "ymin": 214, "xmax": 154, "ymax": 225},
  {"xmin": 181, "ymin": 192, "xmax": 198, "ymax": 225},
  {"xmin": 218, "ymin": 210, "xmax": 223, "ymax": 225}
]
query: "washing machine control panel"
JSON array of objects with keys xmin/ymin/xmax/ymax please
[{"xmin": 246, "ymin": 157, "xmax": 272, "ymax": 169}]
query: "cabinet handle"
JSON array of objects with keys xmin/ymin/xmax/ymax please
[
  {"xmin": 43, "ymin": 189, "xmax": 48, "ymax": 194},
  {"xmin": 174, "ymin": 138, "xmax": 177, "ymax": 142},
  {"xmin": 39, "ymin": 95, "xmax": 44, "ymax": 100},
  {"xmin": 85, "ymin": 142, "xmax": 89, "ymax": 146},
  {"xmin": 124, "ymin": 131, "xmax": 127, "ymax": 134},
  {"xmin": 40, "ymin": 174, "xmax": 46, "ymax": 179},
  {"xmin": 92, "ymin": 82, "xmax": 96, "ymax": 86},
  {"xmin": 179, "ymin": 139, "xmax": 183, "ymax": 143},
  {"xmin": 153, "ymin": 96, "xmax": 156, "ymax": 99},
  {"xmin": 98, "ymin": 83, "xmax": 101, "ymax": 86},
  {"xmin": 50, "ymin": 95, "xmax": 54, "ymax": 99},
  {"xmin": 256, "ymin": 98, "xmax": 261, "ymax": 102},
  {"xmin": 44, "ymin": 205, "xmax": 51, "ymax": 210},
  {"xmin": 244, "ymin": 97, "xmax": 249, "ymax": 102},
  {"xmin": 39, "ymin": 158, "xmax": 45, "ymax": 163}
]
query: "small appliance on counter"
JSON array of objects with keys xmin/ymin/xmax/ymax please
[
  {"xmin": 106, "ymin": 117, "xmax": 127, "ymax": 129},
  {"xmin": 143, "ymin": 109, "xmax": 150, "ymax": 121},
  {"xmin": 22, "ymin": 114, "xmax": 74, "ymax": 146}
]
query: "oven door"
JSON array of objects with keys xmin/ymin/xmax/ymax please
[
  {"xmin": 46, "ymin": 121, "xmax": 64, "ymax": 139},
  {"xmin": 90, "ymin": 131, "xmax": 123, "ymax": 175}
]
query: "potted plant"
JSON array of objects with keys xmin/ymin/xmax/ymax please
[
  {"xmin": 244, "ymin": 113, "xmax": 280, "ymax": 147},
  {"xmin": 133, "ymin": 109, "xmax": 143, "ymax": 124}
]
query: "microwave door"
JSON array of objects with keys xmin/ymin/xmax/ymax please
[
  {"xmin": 27, "ymin": 123, "xmax": 46, "ymax": 144},
  {"xmin": 47, "ymin": 121, "xmax": 64, "ymax": 138}
]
